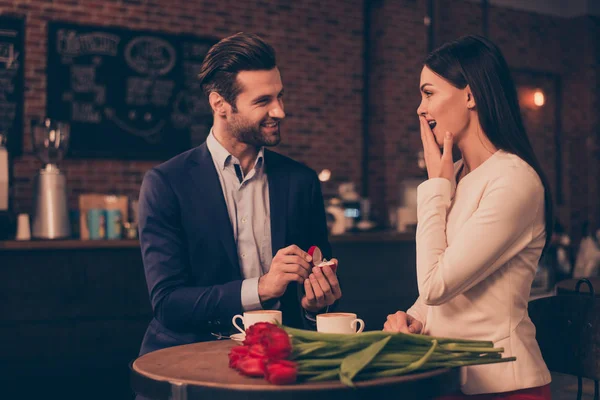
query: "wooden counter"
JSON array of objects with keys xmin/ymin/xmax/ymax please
[
  {"xmin": 0, "ymin": 231, "xmax": 414, "ymax": 251},
  {"xmin": 0, "ymin": 230, "xmax": 418, "ymax": 399},
  {"xmin": 0, "ymin": 238, "xmax": 141, "ymax": 250}
]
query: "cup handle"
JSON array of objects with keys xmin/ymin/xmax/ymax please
[
  {"xmin": 232, "ymin": 315, "xmax": 245, "ymax": 334},
  {"xmin": 351, "ymin": 318, "xmax": 365, "ymax": 333}
]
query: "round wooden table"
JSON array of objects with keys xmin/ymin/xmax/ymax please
[{"xmin": 131, "ymin": 340, "xmax": 460, "ymax": 400}]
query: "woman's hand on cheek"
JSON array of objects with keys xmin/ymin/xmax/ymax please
[{"xmin": 419, "ymin": 116, "xmax": 454, "ymax": 181}]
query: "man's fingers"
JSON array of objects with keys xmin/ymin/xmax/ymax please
[
  {"xmin": 321, "ymin": 266, "xmax": 342, "ymax": 299},
  {"xmin": 285, "ymin": 272, "xmax": 305, "ymax": 284},
  {"xmin": 312, "ymin": 267, "xmax": 336, "ymax": 305},
  {"xmin": 309, "ymin": 274, "xmax": 326, "ymax": 304},
  {"xmin": 281, "ymin": 244, "xmax": 312, "ymax": 262},
  {"xmin": 281, "ymin": 255, "xmax": 311, "ymax": 271},
  {"xmin": 281, "ymin": 264, "xmax": 310, "ymax": 279},
  {"xmin": 304, "ymin": 279, "xmax": 316, "ymax": 304}
]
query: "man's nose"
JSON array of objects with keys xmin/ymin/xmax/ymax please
[{"xmin": 270, "ymin": 104, "xmax": 285, "ymax": 120}]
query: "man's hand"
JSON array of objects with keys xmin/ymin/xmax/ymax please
[
  {"xmin": 383, "ymin": 311, "xmax": 423, "ymax": 334},
  {"xmin": 258, "ymin": 245, "xmax": 312, "ymax": 303},
  {"xmin": 301, "ymin": 260, "xmax": 342, "ymax": 313}
]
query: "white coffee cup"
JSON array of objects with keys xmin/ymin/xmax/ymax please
[
  {"xmin": 317, "ymin": 312, "xmax": 365, "ymax": 334},
  {"xmin": 16, "ymin": 213, "xmax": 31, "ymax": 241},
  {"xmin": 232, "ymin": 310, "xmax": 282, "ymax": 334}
]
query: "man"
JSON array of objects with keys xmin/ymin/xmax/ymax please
[{"xmin": 137, "ymin": 32, "xmax": 341, "ymax": 357}]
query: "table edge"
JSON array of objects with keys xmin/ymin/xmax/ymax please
[{"xmin": 132, "ymin": 357, "xmax": 458, "ymax": 392}]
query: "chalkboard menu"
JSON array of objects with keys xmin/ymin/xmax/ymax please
[
  {"xmin": 47, "ymin": 22, "xmax": 217, "ymax": 160},
  {"xmin": 0, "ymin": 16, "xmax": 24, "ymax": 156}
]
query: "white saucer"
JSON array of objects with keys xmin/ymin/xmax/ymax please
[{"xmin": 230, "ymin": 333, "xmax": 246, "ymax": 343}]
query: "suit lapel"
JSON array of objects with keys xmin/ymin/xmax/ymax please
[
  {"xmin": 187, "ymin": 143, "xmax": 241, "ymax": 279},
  {"xmin": 266, "ymin": 150, "xmax": 289, "ymax": 256},
  {"xmin": 266, "ymin": 151, "xmax": 304, "ymax": 327}
]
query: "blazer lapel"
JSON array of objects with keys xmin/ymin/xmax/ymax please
[
  {"xmin": 187, "ymin": 143, "xmax": 241, "ymax": 279},
  {"xmin": 266, "ymin": 150, "xmax": 289, "ymax": 256},
  {"xmin": 266, "ymin": 150, "xmax": 304, "ymax": 327}
]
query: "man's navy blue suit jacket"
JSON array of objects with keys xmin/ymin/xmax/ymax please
[{"xmin": 137, "ymin": 142, "xmax": 332, "ymax": 356}]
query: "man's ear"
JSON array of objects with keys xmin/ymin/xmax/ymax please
[
  {"xmin": 209, "ymin": 92, "xmax": 228, "ymax": 116},
  {"xmin": 465, "ymin": 85, "xmax": 476, "ymax": 109}
]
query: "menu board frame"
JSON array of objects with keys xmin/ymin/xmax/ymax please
[
  {"xmin": 47, "ymin": 21, "xmax": 217, "ymax": 160},
  {"xmin": 0, "ymin": 15, "xmax": 25, "ymax": 156}
]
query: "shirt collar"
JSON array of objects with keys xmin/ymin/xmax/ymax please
[{"xmin": 206, "ymin": 129, "xmax": 265, "ymax": 171}]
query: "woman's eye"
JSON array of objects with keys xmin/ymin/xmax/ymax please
[{"xmin": 424, "ymin": 91, "xmax": 433, "ymax": 98}]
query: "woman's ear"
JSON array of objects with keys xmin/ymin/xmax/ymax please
[
  {"xmin": 209, "ymin": 92, "xmax": 228, "ymax": 117},
  {"xmin": 465, "ymin": 85, "xmax": 476, "ymax": 109}
]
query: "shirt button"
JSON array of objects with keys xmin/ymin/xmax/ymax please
[
  {"xmin": 241, "ymin": 217, "xmax": 247, "ymax": 223},
  {"xmin": 242, "ymin": 253, "xmax": 246, "ymax": 258}
]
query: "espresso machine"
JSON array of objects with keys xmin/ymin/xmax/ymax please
[{"xmin": 31, "ymin": 118, "xmax": 71, "ymax": 239}]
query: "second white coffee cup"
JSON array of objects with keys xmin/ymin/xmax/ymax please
[
  {"xmin": 232, "ymin": 310, "xmax": 282, "ymax": 334},
  {"xmin": 317, "ymin": 312, "xmax": 365, "ymax": 334}
]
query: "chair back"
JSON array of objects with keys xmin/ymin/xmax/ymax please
[{"xmin": 529, "ymin": 279, "xmax": 600, "ymax": 380}]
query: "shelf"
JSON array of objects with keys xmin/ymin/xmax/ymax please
[
  {"xmin": 0, "ymin": 239, "xmax": 140, "ymax": 251},
  {"xmin": 0, "ymin": 231, "xmax": 415, "ymax": 251}
]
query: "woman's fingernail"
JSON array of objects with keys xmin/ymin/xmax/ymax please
[{"xmin": 445, "ymin": 132, "xmax": 452, "ymax": 139}]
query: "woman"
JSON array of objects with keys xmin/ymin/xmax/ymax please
[{"xmin": 384, "ymin": 35, "xmax": 553, "ymax": 399}]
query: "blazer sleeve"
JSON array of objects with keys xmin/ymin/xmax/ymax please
[
  {"xmin": 416, "ymin": 171, "xmax": 544, "ymax": 306},
  {"xmin": 139, "ymin": 168, "xmax": 243, "ymax": 331}
]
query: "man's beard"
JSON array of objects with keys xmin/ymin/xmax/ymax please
[{"xmin": 229, "ymin": 114, "xmax": 281, "ymax": 147}]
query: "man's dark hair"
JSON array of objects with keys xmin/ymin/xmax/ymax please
[{"xmin": 198, "ymin": 32, "xmax": 277, "ymax": 111}]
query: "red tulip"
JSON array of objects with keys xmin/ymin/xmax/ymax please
[
  {"xmin": 230, "ymin": 322, "xmax": 295, "ymax": 383},
  {"xmin": 248, "ymin": 343, "xmax": 269, "ymax": 359},
  {"xmin": 263, "ymin": 330, "xmax": 292, "ymax": 360},
  {"xmin": 265, "ymin": 360, "xmax": 298, "ymax": 385},
  {"xmin": 228, "ymin": 345, "xmax": 249, "ymax": 369},
  {"xmin": 237, "ymin": 356, "xmax": 267, "ymax": 377},
  {"xmin": 244, "ymin": 322, "xmax": 277, "ymax": 345}
]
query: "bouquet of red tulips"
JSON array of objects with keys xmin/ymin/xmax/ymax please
[
  {"xmin": 228, "ymin": 323, "xmax": 515, "ymax": 386},
  {"xmin": 228, "ymin": 322, "xmax": 298, "ymax": 384}
]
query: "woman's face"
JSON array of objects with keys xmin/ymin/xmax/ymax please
[{"xmin": 417, "ymin": 66, "xmax": 472, "ymax": 145}]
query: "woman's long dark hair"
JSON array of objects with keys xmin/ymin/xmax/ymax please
[{"xmin": 425, "ymin": 35, "xmax": 553, "ymax": 249}]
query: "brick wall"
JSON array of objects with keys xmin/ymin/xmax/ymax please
[
  {"xmin": 434, "ymin": 1, "xmax": 600, "ymax": 240},
  {"xmin": 1, "ymin": 0, "xmax": 598, "ymax": 241},
  {"xmin": 370, "ymin": 0, "xmax": 599, "ymax": 239},
  {"xmin": 367, "ymin": 0, "xmax": 428, "ymax": 223},
  {"xmin": 1, "ymin": 0, "xmax": 364, "ymax": 212}
]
